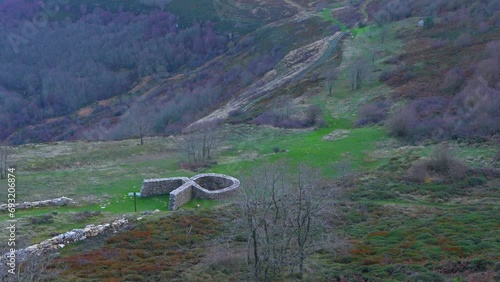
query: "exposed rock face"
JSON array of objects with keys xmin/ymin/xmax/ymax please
[
  {"xmin": 140, "ymin": 173, "xmax": 240, "ymax": 210},
  {"xmin": 1, "ymin": 218, "xmax": 128, "ymax": 264},
  {"xmin": 0, "ymin": 197, "xmax": 76, "ymax": 211}
]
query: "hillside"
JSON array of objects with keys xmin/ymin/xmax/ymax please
[
  {"xmin": 0, "ymin": 0, "xmax": 499, "ymax": 281},
  {"xmin": 0, "ymin": 0, "xmax": 335, "ymax": 144}
]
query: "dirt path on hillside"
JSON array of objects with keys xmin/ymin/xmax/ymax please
[
  {"xmin": 187, "ymin": 2, "xmax": 349, "ymax": 128},
  {"xmin": 189, "ymin": 32, "xmax": 343, "ymax": 127},
  {"xmin": 283, "ymin": 0, "xmax": 306, "ymax": 12},
  {"xmin": 360, "ymin": 0, "xmax": 374, "ymax": 21}
]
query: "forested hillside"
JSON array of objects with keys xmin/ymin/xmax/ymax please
[
  {"xmin": 0, "ymin": 1, "xmax": 230, "ymax": 142},
  {"xmin": 0, "ymin": 0, "xmax": 327, "ymax": 144},
  {"xmin": 0, "ymin": 0, "xmax": 499, "ymax": 281}
]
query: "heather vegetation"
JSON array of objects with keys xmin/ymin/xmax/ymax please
[
  {"xmin": 0, "ymin": 0, "xmax": 499, "ymax": 281},
  {"xmin": 362, "ymin": 0, "xmax": 500, "ymax": 143}
]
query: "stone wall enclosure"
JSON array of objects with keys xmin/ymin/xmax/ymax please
[{"xmin": 140, "ymin": 173, "xmax": 240, "ymax": 210}]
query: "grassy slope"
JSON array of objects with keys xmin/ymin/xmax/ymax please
[{"xmin": 0, "ymin": 5, "xmax": 498, "ymax": 282}]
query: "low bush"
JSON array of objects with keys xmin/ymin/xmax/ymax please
[
  {"xmin": 408, "ymin": 146, "xmax": 468, "ymax": 182},
  {"xmin": 407, "ymin": 160, "xmax": 429, "ymax": 182},
  {"xmin": 30, "ymin": 214, "xmax": 54, "ymax": 225},
  {"xmin": 423, "ymin": 16, "xmax": 434, "ymax": 29},
  {"xmin": 442, "ymin": 67, "xmax": 465, "ymax": 93},
  {"xmin": 180, "ymin": 160, "xmax": 217, "ymax": 171},
  {"xmin": 431, "ymin": 39, "xmax": 448, "ymax": 49},
  {"xmin": 379, "ymin": 69, "xmax": 394, "ymax": 82},
  {"xmin": 73, "ymin": 211, "xmax": 102, "ymax": 222},
  {"xmin": 383, "ymin": 65, "xmax": 416, "ymax": 86},
  {"xmin": 454, "ymin": 33, "xmax": 473, "ymax": 48},
  {"xmin": 252, "ymin": 104, "xmax": 326, "ymax": 129},
  {"xmin": 356, "ymin": 101, "xmax": 390, "ymax": 126},
  {"xmin": 386, "ymin": 105, "xmax": 417, "ymax": 140}
]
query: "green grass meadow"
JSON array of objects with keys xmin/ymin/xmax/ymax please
[{"xmin": 0, "ymin": 13, "xmax": 498, "ymax": 280}]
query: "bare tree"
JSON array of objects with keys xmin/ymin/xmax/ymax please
[
  {"xmin": 237, "ymin": 161, "xmax": 336, "ymax": 281},
  {"xmin": 0, "ymin": 144, "xmax": 12, "ymax": 180},
  {"xmin": 374, "ymin": 10, "xmax": 390, "ymax": 43},
  {"xmin": 331, "ymin": 159, "xmax": 353, "ymax": 185},
  {"xmin": 349, "ymin": 57, "xmax": 371, "ymax": 90},
  {"xmin": 238, "ymin": 162, "xmax": 289, "ymax": 281},
  {"xmin": 182, "ymin": 120, "xmax": 223, "ymax": 167},
  {"xmin": 325, "ymin": 68, "xmax": 338, "ymax": 97},
  {"xmin": 290, "ymin": 165, "xmax": 327, "ymax": 278},
  {"xmin": 370, "ymin": 48, "xmax": 378, "ymax": 66},
  {"xmin": 127, "ymin": 103, "xmax": 153, "ymax": 145},
  {"xmin": 0, "ymin": 250, "xmax": 65, "ymax": 282}
]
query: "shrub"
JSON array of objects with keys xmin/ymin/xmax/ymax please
[
  {"xmin": 408, "ymin": 160, "xmax": 429, "ymax": 182},
  {"xmin": 383, "ymin": 65, "xmax": 415, "ymax": 86},
  {"xmin": 73, "ymin": 210, "xmax": 102, "ymax": 222},
  {"xmin": 386, "ymin": 105, "xmax": 417, "ymax": 140},
  {"xmin": 428, "ymin": 145, "xmax": 455, "ymax": 174},
  {"xmin": 454, "ymin": 33, "xmax": 473, "ymax": 48},
  {"xmin": 423, "ymin": 16, "xmax": 434, "ymax": 29},
  {"xmin": 384, "ymin": 56, "xmax": 401, "ymax": 65},
  {"xmin": 475, "ymin": 58, "xmax": 499, "ymax": 87},
  {"xmin": 448, "ymin": 160, "xmax": 468, "ymax": 180},
  {"xmin": 431, "ymin": 39, "xmax": 448, "ymax": 49},
  {"xmin": 252, "ymin": 104, "xmax": 325, "ymax": 129},
  {"xmin": 408, "ymin": 146, "xmax": 469, "ymax": 182},
  {"xmin": 180, "ymin": 160, "xmax": 216, "ymax": 171},
  {"xmin": 460, "ymin": 176, "xmax": 486, "ymax": 188},
  {"xmin": 379, "ymin": 69, "xmax": 394, "ymax": 82},
  {"xmin": 30, "ymin": 214, "xmax": 53, "ymax": 225},
  {"xmin": 442, "ymin": 67, "xmax": 464, "ymax": 93},
  {"xmin": 451, "ymin": 79, "xmax": 500, "ymax": 139},
  {"xmin": 356, "ymin": 101, "xmax": 390, "ymax": 126}
]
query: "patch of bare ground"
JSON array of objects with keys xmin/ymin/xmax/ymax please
[{"xmin": 323, "ymin": 130, "xmax": 351, "ymax": 141}]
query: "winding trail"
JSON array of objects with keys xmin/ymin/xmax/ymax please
[
  {"xmin": 241, "ymin": 32, "xmax": 343, "ymax": 112},
  {"xmin": 190, "ymin": 32, "xmax": 343, "ymax": 127},
  {"xmin": 283, "ymin": 0, "xmax": 306, "ymax": 12},
  {"xmin": 189, "ymin": 3, "xmax": 350, "ymax": 127}
]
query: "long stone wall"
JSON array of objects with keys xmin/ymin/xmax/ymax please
[
  {"xmin": 140, "ymin": 173, "xmax": 240, "ymax": 210},
  {"xmin": 1, "ymin": 218, "xmax": 128, "ymax": 264},
  {"xmin": 140, "ymin": 177, "xmax": 189, "ymax": 197},
  {"xmin": 0, "ymin": 197, "xmax": 76, "ymax": 211}
]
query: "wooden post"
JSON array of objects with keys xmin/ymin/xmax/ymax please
[{"xmin": 134, "ymin": 192, "xmax": 137, "ymax": 212}]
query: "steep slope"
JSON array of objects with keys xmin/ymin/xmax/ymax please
[{"xmin": 1, "ymin": 0, "xmax": 341, "ymax": 144}]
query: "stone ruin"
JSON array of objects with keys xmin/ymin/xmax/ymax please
[
  {"xmin": 140, "ymin": 173, "xmax": 240, "ymax": 210},
  {"xmin": 0, "ymin": 197, "xmax": 76, "ymax": 211},
  {"xmin": 1, "ymin": 218, "xmax": 128, "ymax": 264}
]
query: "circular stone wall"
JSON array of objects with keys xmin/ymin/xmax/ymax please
[{"xmin": 191, "ymin": 173, "xmax": 240, "ymax": 200}]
